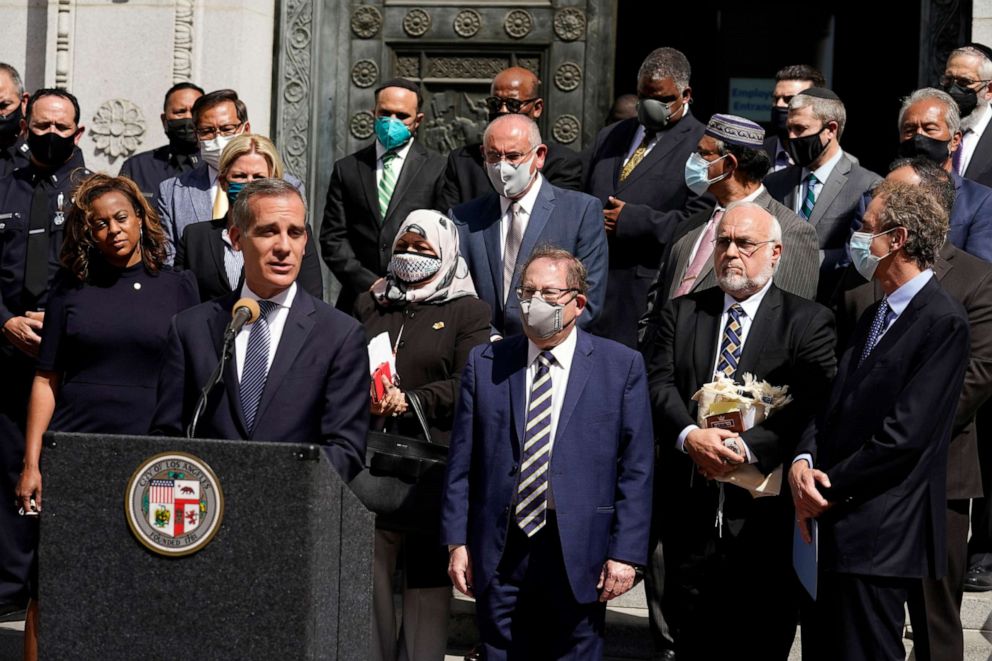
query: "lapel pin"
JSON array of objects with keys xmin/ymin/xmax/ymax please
[{"xmin": 433, "ymin": 321, "xmax": 445, "ymax": 330}]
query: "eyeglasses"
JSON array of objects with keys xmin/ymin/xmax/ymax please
[
  {"xmin": 516, "ymin": 286, "xmax": 578, "ymax": 302},
  {"xmin": 712, "ymin": 237, "xmax": 776, "ymax": 257},
  {"xmin": 484, "ymin": 96, "xmax": 539, "ymax": 115},
  {"xmin": 939, "ymin": 75, "xmax": 992, "ymax": 89},
  {"xmin": 482, "ymin": 145, "xmax": 536, "ymax": 166},
  {"xmin": 194, "ymin": 122, "xmax": 244, "ymax": 140}
]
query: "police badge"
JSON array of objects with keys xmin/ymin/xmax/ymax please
[{"xmin": 125, "ymin": 452, "xmax": 224, "ymax": 557}]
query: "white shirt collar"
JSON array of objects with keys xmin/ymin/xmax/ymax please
[
  {"xmin": 806, "ymin": 147, "xmax": 844, "ymax": 184},
  {"xmin": 375, "ymin": 137, "xmax": 415, "ymax": 161},
  {"xmin": 499, "ymin": 173, "xmax": 545, "ymax": 217},
  {"xmin": 722, "ymin": 277, "xmax": 774, "ymax": 319},
  {"xmin": 967, "ymin": 103, "xmax": 992, "ymax": 136},
  {"xmin": 527, "ymin": 324, "xmax": 578, "ymax": 372},
  {"xmin": 239, "ymin": 280, "xmax": 297, "ymax": 310},
  {"xmin": 886, "ymin": 269, "xmax": 933, "ymax": 317}
]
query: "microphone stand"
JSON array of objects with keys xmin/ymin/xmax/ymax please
[{"xmin": 186, "ymin": 329, "xmax": 237, "ymax": 439}]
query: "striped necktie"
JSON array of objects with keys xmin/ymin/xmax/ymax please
[
  {"xmin": 859, "ymin": 296, "xmax": 894, "ymax": 367},
  {"xmin": 378, "ymin": 151, "xmax": 399, "ymax": 220},
  {"xmin": 715, "ymin": 304, "xmax": 744, "ymax": 378},
  {"xmin": 516, "ymin": 351, "xmax": 555, "ymax": 537},
  {"xmin": 240, "ymin": 300, "xmax": 278, "ymax": 433},
  {"xmin": 619, "ymin": 131, "xmax": 656, "ymax": 182},
  {"xmin": 800, "ymin": 173, "xmax": 818, "ymax": 220}
]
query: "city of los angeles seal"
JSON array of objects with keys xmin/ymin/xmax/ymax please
[{"xmin": 125, "ymin": 452, "xmax": 224, "ymax": 557}]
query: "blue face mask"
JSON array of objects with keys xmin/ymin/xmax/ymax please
[
  {"xmin": 374, "ymin": 116, "xmax": 413, "ymax": 151},
  {"xmin": 226, "ymin": 181, "xmax": 246, "ymax": 207},
  {"xmin": 683, "ymin": 152, "xmax": 730, "ymax": 196},
  {"xmin": 849, "ymin": 227, "xmax": 898, "ymax": 280}
]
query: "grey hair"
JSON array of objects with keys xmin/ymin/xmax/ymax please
[
  {"xmin": 722, "ymin": 201, "xmax": 783, "ymax": 245},
  {"xmin": 0, "ymin": 63, "xmax": 24, "ymax": 96},
  {"xmin": 637, "ymin": 47, "xmax": 691, "ymax": 90},
  {"xmin": 789, "ymin": 93, "xmax": 847, "ymax": 138},
  {"xmin": 872, "ymin": 180, "xmax": 948, "ymax": 269},
  {"xmin": 949, "ymin": 47, "xmax": 992, "ymax": 81},
  {"xmin": 521, "ymin": 245, "xmax": 588, "ymax": 294},
  {"xmin": 898, "ymin": 87, "xmax": 961, "ymax": 135},
  {"xmin": 230, "ymin": 178, "xmax": 307, "ymax": 233},
  {"xmin": 483, "ymin": 113, "xmax": 543, "ymax": 149}
]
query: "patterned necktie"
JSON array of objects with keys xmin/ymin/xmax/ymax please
[
  {"xmin": 212, "ymin": 184, "xmax": 229, "ymax": 219},
  {"xmin": 675, "ymin": 209, "xmax": 723, "ymax": 297},
  {"xmin": 859, "ymin": 296, "xmax": 894, "ymax": 367},
  {"xmin": 222, "ymin": 235, "xmax": 244, "ymax": 290},
  {"xmin": 715, "ymin": 304, "xmax": 744, "ymax": 378},
  {"xmin": 516, "ymin": 351, "xmax": 555, "ymax": 537},
  {"xmin": 619, "ymin": 131, "xmax": 656, "ymax": 182},
  {"xmin": 953, "ymin": 132, "xmax": 967, "ymax": 174},
  {"xmin": 503, "ymin": 202, "xmax": 523, "ymax": 302},
  {"xmin": 240, "ymin": 300, "xmax": 278, "ymax": 433},
  {"xmin": 800, "ymin": 173, "xmax": 818, "ymax": 220},
  {"xmin": 378, "ymin": 151, "xmax": 399, "ymax": 220},
  {"xmin": 24, "ymin": 176, "xmax": 50, "ymax": 298}
]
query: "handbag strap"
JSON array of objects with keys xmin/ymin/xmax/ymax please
[{"xmin": 406, "ymin": 390, "xmax": 433, "ymax": 444}]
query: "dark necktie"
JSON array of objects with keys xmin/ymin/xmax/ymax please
[
  {"xmin": 516, "ymin": 351, "xmax": 555, "ymax": 537},
  {"xmin": 859, "ymin": 297, "xmax": 895, "ymax": 367},
  {"xmin": 240, "ymin": 300, "xmax": 278, "ymax": 433},
  {"xmin": 24, "ymin": 176, "xmax": 51, "ymax": 298}
]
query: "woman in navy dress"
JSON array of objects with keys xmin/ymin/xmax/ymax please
[{"xmin": 14, "ymin": 174, "xmax": 198, "ymax": 657}]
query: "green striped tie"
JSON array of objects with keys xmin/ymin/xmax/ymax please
[
  {"xmin": 800, "ymin": 173, "xmax": 818, "ymax": 220},
  {"xmin": 378, "ymin": 151, "xmax": 399, "ymax": 221}
]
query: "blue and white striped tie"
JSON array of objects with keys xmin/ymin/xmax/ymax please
[
  {"xmin": 240, "ymin": 300, "xmax": 278, "ymax": 433},
  {"xmin": 516, "ymin": 351, "xmax": 555, "ymax": 537}
]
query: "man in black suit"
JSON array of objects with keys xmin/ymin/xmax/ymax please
[
  {"xmin": 119, "ymin": 82, "xmax": 204, "ymax": 205},
  {"xmin": 791, "ymin": 180, "xmax": 970, "ymax": 661},
  {"xmin": 834, "ymin": 160, "xmax": 992, "ymax": 661},
  {"xmin": 763, "ymin": 87, "xmax": 881, "ymax": 302},
  {"xmin": 646, "ymin": 203, "xmax": 836, "ymax": 660},
  {"xmin": 437, "ymin": 67, "xmax": 583, "ymax": 212},
  {"xmin": 942, "ymin": 44, "xmax": 992, "ymax": 185},
  {"xmin": 584, "ymin": 47, "xmax": 711, "ymax": 347},
  {"xmin": 763, "ymin": 65, "xmax": 825, "ymax": 173},
  {"xmin": 152, "ymin": 178, "xmax": 368, "ymax": 482},
  {"xmin": 320, "ymin": 78, "xmax": 445, "ymax": 313},
  {"xmin": 0, "ymin": 63, "xmax": 30, "ymax": 178}
]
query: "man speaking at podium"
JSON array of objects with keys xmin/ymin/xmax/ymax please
[{"xmin": 151, "ymin": 178, "xmax": 368, "ymax": 482}]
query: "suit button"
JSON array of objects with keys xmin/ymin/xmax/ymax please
[
  {"xmin": 511, "ymin": 463, "xmax": 518, "ymax": 473},
  {"xmin": 409, "ymin": 312, "xmax": 415, "ymax": 318},
  {"xmin": 399, "ymin": 340, "xmax": 405, "ymax": 348},
  {"xmin": 381, "ymin": 242, "xmax": 388, "ymax": 249},
  {"xmin": 503, "ymin": 506, "xmax": 510, "ymax": 515}
]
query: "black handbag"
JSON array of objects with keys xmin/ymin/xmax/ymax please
[{"xmin": 349, "ymin": 391, "xmax": 448, "ymax": 531}]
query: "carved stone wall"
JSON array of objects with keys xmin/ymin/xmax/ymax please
[{"xmin": 920, "ymin": 0, "xmax": 972, "ymax": 86}]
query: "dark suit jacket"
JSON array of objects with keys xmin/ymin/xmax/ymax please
[
  {"xmin": 947, "ymin": 171, "xmax": 992, "ymax": 263},
  {"xmin": 763, "ymin": 152, "xmax": 881, "ymax": 300},
  {"xmin": 833, "ymin": 243, "xmax": 992, "ymax": 500},
  {"xmin": 797, "ymin": 277, "xmax": 970, "ymax": 578},
  {"xmin": 150, "ymin": 289, "xmax": 369, "ymax": 482},
  {"xmin": 119, "ymin": 144, "xmax": 198, "ymax": 206},
  {"xmin": 440, "ymin": 330, "xmax": 654, "ymax": 603},
  {"xmin": 437, "ymin": 141, "xmax": 583, "ymax": 212},
  {"xmin": 583, "ymin": 115, "xmax": 711, "ymax": 347},
  {"xmin": 449, "ymin": 179, "xmax": 608, "ymax": 337},
  {"xmin": 964, "ymin": 121, "xmax": 992, "ymax": 184},
  {"xmin": 174, "ymin": 216, "xmax": 323, "ymax": 301},
  {"xmin": 319, "ymin": 140, "xmax": 445, "ymax": 314}
]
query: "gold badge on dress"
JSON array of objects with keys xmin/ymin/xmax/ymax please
[{"xmin": 433, "ymin": 322, "xmax": 445, "ymax": 330}]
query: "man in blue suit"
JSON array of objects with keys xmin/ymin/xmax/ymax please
[
  {"xmin": 151, "ymin": 178, "xmax": 368, "ymax": 482},
  {"xmin": 448, "ymin": 114, "xmax": 607, "ymax": 338},
  {"xmin": 441, "ymin": 247, "xmax": 654, "ymax": 659}
]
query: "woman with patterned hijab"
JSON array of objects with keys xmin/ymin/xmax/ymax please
[{"xmin": 355, "ymin": 209, "xmax": 490, "ymax": 661}]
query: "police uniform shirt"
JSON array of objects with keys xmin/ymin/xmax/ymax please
[
  {"xmin": 0, "ymin": 148, "xmax": 90, "ymax": 321},
  {"xmin": 0, "ymin": 138, "xmax": 30, "ymax": 180},
  {"xmin": 119, "ymin": 144, "xmax": 199, "ymax": 205}
]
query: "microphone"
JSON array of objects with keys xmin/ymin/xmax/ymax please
[{"xmin": 225, "ymin": 298, "xmax": 260, "ymax": 339}]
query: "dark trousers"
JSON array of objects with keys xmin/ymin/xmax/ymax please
[
  {"xmin": 0, "ymin": 352, "xmax": 37, "ymax": 606},
  {"xmin": 969, "ymin": 402, "xmax": 992, "ymax": 568},
  {"xmin": 907, "ymin": 499, "xmax": 969, "ymax": 661},
  {"xmin": 476, "ymin": 512, "xmax": 606, "ymax": 660},
  {"xmin": 804, "ymin": 573, "xmax": 913, "ymax": 661}
]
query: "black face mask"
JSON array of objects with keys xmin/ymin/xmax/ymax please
[
  {"xmin": 785, "ymin": 127, "xmax": 829, "ymax": 168},
  {"xmin": 943, "ymin": 83, "xmax": 979, "ymax": 118},
  {"xmin": 0, "ymin": 106, "xmax": 22, "ymax": 148},
  {"xmin": 27, "ymin": 130, "xmax": 76, "ymax": 169},
  {"xmin": 770, "ymin": 106, "xmax": 790, "ymax": 140},
  {"xmin": 165, "ymin": 117, "xmax": 199, "ymax": 153},
  {"xmin": 896, "ymin": 133, "xmax": 952, "ymax": 164}
]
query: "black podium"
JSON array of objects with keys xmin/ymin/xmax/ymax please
[{"xmin": 37, "ymin": 432, "xmax": 374, "ymax": 659}]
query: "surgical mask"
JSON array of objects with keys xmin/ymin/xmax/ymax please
[
  {"xmin": 27, "ymin": 130, "xmax": 76, "ymax": 169},
  {"xmin": 637, "ymin": 97, "xmax": 680, "ymax": 132},
  {"xmin": 683, "ymin": 152, "xmax": 731, "ymax": 196},
  {"xmin": 374, "ymin": 116, "xmax": 412, "ymax": 151},
  {"xmin": 225, "ymin": 181, "xmax": 246, "ymax": 207},
  {"xmin": 520, "ymin": 294, "xmax": 576, "ymax": 339},
  {"xmin": 165, "ymin": 118, "xmax": 199, "ymax": 154},
  {"xmin": 770, "ymin": 106, "xmax": 790, "ymax": 140},
  {"xmin": 485, "ymin": 150, "xmax": 537, "ymax": 199},
  {"xmin": 896, "ymin": 134, "xmax": 952, "ymax": 164},
  {"xmin": 785, "ymin": 127, "xmax": 829, "ymax": 168},
  {"xmin": 944, "ymin": 82, "xmax": 979, "ymax": 118},
  {"xmin": 849, "ymin": 227, "xmax": 898, "ymax": 280},
  {"xmin": 389, "ymin": 252, "xmax": 441, "ymax": 283},
  {"xmin": 0, "ymin": 105, "xmax": 22, "ymax": 148},
  {"xmin": 199, "ymin": 133, "xmax": 238, "ymax": 170}
]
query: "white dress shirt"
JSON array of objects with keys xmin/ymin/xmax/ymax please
[
  {"xmin": 498, "ymin": 174, "xmax": 545, "ymax": 260},
  {"xmin": 375, "ymin": 137, "xmax": 414, "ymax": 187},
  {"xmin": 959, "ymin": 104, "xmax": 992, "ymax": 174},
  {"xmin": 235, "ymin": 282, "xmax": 297, "ymax": 382},
  {"xmin": 794, "ymin": 147, "xmax": 845, "ymax": 216},
  {"xmin": 676, "ymin": 277, "xmax": 775, "ymax": 463}
]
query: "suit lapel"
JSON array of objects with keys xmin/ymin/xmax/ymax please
[
  {"xmin": 253, "ymin": 292, "xmax": 316, "ymax": 429},
  {"xmin": 934, "ymin": 243, "xmax": 954, "ymax": 282},
  {"xmin": 384, "ymin": 141, "xmax": 426, "ymax": 229},
  {"xmin": 692, "ymin": 290, "xmax": 723, "ymax": 384},
  {"xmin": 609, "ymin": 119, "xmax": 640, "ymax": 189},
  {"xmin": 617, "ymin": 118, "xmax": 695, "ymax": 192},
  {"xmin": 736, "ymin": 287, "xmax": 781, "ymax": 375},
  {"xmin": 507, "ymin": 338, "xmax": 529, "ymax": 449},
  {"xmin": 481, "ymin": 194, "xmax": 507, "ymax": 305},
  {"xmin": 208, "ymin": 218, "xmax": 231, "ymax": 290},
  {"xmin": 516, "ymin": 182, "xmax": 554, "ymax": 279},
  {"xmin": 211, "ymin": 293, "xmax": 250, "ymax": 438},
  {"xmin": 191, "ymin": 166, "xmax": 213, "ymax": 222},
  {"xmin": 357, "ymin": 144, "xmax": 382, "ymax": 225},
  {"xmin": 556, "ymin": 331, "xmax": 593, "ymax": 444},
  {"xmin": 809, "ymin": 155, "xmax": 852, "ymax": 226}
]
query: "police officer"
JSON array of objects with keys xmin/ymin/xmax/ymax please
[
  {"xmin": 0, "ymin": 63, "xmax": 30, "ymax": 179},
  {"xmin": 119, "ymin": 82, "xmax": 203, "ymax": 204},
  {"xmin": 0, "ymin": 88, "xmax": 89, "ymax": 618}
]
